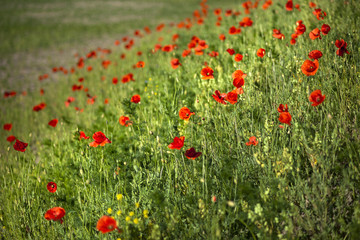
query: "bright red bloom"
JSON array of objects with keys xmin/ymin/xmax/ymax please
[
  {"xmin": 295, "ymin": 3, "xmax": 300, "ymax": 10},
  {"xmin": 212, "ymin": 90, "xmax": 227, "ymax": 105},
  {"xmin": 119, "ymin": 116, "xmax": 132, "ymax": 127},
  {"xmin": 79, "ymin": 131, "xmax": 90, "ymax": 140},
  {"xmin": 285, "ymin": 0, "xmax": 293, "ymax": 11},
  {"xmin": 313, "ymin": 8, "xmax": 327, "ymax": 20},
  {"xmin": 219, "ymin": 34, "xmax": 226, "ymax": 41},
  {"xmin": 290, "ymin": 38, "xmax": 296, "ymax": 45},
  {"xmin": 239, "ymin": 17, "xmax": 253, "ymax": 27},
  {"xmin": 89, "ymin": 131, "xmax": 111, "ymax": 147},
  {"xmin": 335, "ymin": 39, "xmax": 350, "ymax": 57},
  {"xmin": 162, "ymin": 45, "xmax": 174, "ymax": 52},
  {"xmin": 321, "ymin": 24, "xmax": 330, "ymax": 35},
  {"xmin": 226, "ymin": 91, "xmax": 238, "ymax": 104},
  {"xmin": 182, "ymin": 49, "xmax": 191, "ymax": 57},
  {"xmin": 6, "ymin": 135, "xmax": 16, "ymax": 142},
  {"xmin": 185, "ymin": 148, "xmax": 202, "ymax": 160},
  {"xmin": 96, "ymin": 216, "xmax": 117, "ymax": 234},
  {"xmin": 309, "ymin": 2, "xmax": 316, "ymax": 8},
  {"xmin": 33, "ymin": 102, "xmax": 46, "ymax": 112},
  {"xmin": 234, "ymin": 54, "xmax": 243, "ymax": 62},
  {"xmin": 301, "ymin": 59, "xmax": 319, "ymax": 76},
  {"xmin": 232, "ymin": 70, "xmax": 246, "ymax": 88},
  {"xmin": 3, "ymin": 123, "xmax": 12, "ymax": 131},
  {"xmin": 246, "ymin": 136, "xmax": 258, "ymax": 146},
  {"xmin": 309, "ymin": 90, "xmax": 326, "ymax": 106},
  {"xmin": 168, "ymin": 136, "xmax": 185, "ymax": 150},
  {"xmin": 226, "ymin": 48, "xmax": 235, "ymax": 55},
  {"xmin": 273, "ymin": 29, "xmax": 285, "ymax": 39},
  {"xmin": 279, "ymin": 112, "xmax": 292, "ymax": 125},
  {"xmin": 112, "ymin": 77, "xmax": 118, "ymax": 85},
  {"xmin": 136, "ymin": 61, "xmax": 145, "ymax": 68},
  {"xmin": 44, "ymin": 207, "xmax": 65, "ymax": 224},
  {"xmin": 308, "ymin": 50, "xmax": 323, "ymax": 60},
  {"xmin": 13, "ymin": 139, "xmax": 28, "ymax": 152},
  {"xmin": 277, "ymin": 104, "xmax": 288, "ymax": 113},
  {"xmin": 257, "ymin": 48, "xmax": 265, "ymax": 58},
  {"xmin": 201, "ymin": 67, "xmax": 214, "ymax": 80},
  {"xmin": 179, "ymin": 107, "xmax": 195, "ymax": 121},
  {"xmin": 229, "ymin": 26, "xmax": 241, "ymax": 35},
  {"xmin": 295, "ymin": 20, "xmax": 306, "ymax": 35},
  {"xmin": 170, "ymin": 58, "xmax": 181, "ymax": 69},
  {"xmin": 47, "ymin": 182, "xmax": 57, "ymax": 193},
  {"xmin": 48, "ymin": 119, "xmax": 58, "ymax": 128},
  {"xmin": 309, "ymin": 28, "xmax": 322, "ymax": 40},
  {"xmin": 131, "ymin": 94, "xmax": 141, "ymax": 103}
]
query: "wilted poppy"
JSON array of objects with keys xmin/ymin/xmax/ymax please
[
  {"xmin": 3, "ymin": 123, "xmax": 12, "ymax": 131},
  {"xmin": 257, "ymin": 48, "xmax": 265, "ymax": 58},
  {"xmin": 309, "ymin": 28, "xmax": 322, "ymax": 40},
  {"xmin": 79, "ymin": 131, "xmax": 90, "ymax": 140},
  {"xmin": 7, "ymin": 135, "xmax": 16, "ymax": 142},
  {"xmin": 321, "ymin": 24, "xmax": 330, "ymax": 35},
  {"xmin": 170, "ymin": 58, "xmax": 181, "ymax": 69},
  {"xmin": 89, "ymin": 131, "xmax": 111, "ymax": 147},
  {"xmin": 301, "ymin": 59, "xmax": 319, "ymax": 76},
  {"xmin": 212, "ymin": 90, "xmax": 227, "ymax": 105},
  {"xmin": 119, "ymin": 116, "xmax": 132, "ymax": 127},
  {"xmin": 96, "ymin": 216, "xmax": 118, "ymax": 234},
  {"xmin": 279, "ymin": 112, "xmax": 292, "ymax": 125},
  {"xmin": 44, "ymin": 207, "xmax": 65, "ymax": 224},
  {"xmin": 179, "ymin": 107, "xmax": 195, "ymax": 121},
  {"xmin": 335, "ymin": 39, "xmax": 349, "ymax": 57},
  {"xmin": 309, "ymin": 90, "xmax": 325, "ymax": 106},
  {"xmin": 131, "ymin": 95, "xmax": 141, "ymax": 103},
  {"xmin": 308, "ymin": 50, "xmax": 323, "ymax": 60},
  {"xmin": 234, "ymin": 54, "xmax": 243, "ymax": 62},
  {"xmin": 47, "ymin": 182, "xmax": 57, "ymax": 193},
  {"xmin": 226, "ymin": 48, "xmax": 235, "ymax": 55},
  {"xmin": 201, "ymin": 67, "xmax": 214, "ymax": 80},
  {"xmin": 168, "ymin": 136, "xmax": 185, "ymax": 150},
  {"xmin": 13, "ymin": 139, "xmax": 28, "ymax": 152},
  {"xmin": 246, "ymin": 136, "xmax": 258, "ymax": 146},
  {"xmin": 185, "ymin": 148, "xmax": 202, "ymax": 160},
  {"xmin": 48, "ymin": 119, "xmax": 58, "ymax": 128}
]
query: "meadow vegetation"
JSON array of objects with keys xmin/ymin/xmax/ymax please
[{"xmin": 1, "ymin": 0, "xmax": 360, "ymax": 239}]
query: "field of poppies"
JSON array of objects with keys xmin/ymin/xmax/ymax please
[{"xmin": 1, "ymin": 0, "xmax": 360, "ymax": 239}]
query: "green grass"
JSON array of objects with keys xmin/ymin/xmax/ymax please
[{"xmin": 1, "ymin": 0, "xmax": 360, "ymax": 239}]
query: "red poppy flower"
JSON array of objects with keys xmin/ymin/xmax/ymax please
[
  {"xmin": 214, "ymin": 8, "xmax": 221, "ymax": 15},
  {"xmin": 136, "ymin": 61, "xmax": 145, "ymax": 68},
  {"xmin": 257, "ymin": 48, "xmax": 265, "ymax": 58},
  {"xmin": 96, "ymin": 216, "xmax": 118, "ymax": 234},
  {"xmin": 79, "ymin": 131, "xmax": 90, "ymax": 140},
  {"xmin": 301, "ymin": 59, "xmax": 319, "ymax": 76},
  {"xmin": 219, "ymin": 34, "xmax": 226, "ymax": 41},
  {"xmin": 179, "ymin": 107, "xmax": 195, "ymax": 121},
  {"xmin": 170, "ymin": 58, "xmax": 181, "ymax": 69},
  {"xmin": 226, "ymin": 91, "xmax": 238, "ymax": 104},
  {"xmin": 309, "ymin": 28, "xmax": 322, "ymax": 40},
  {"xmin": 277, "ymin": 104, "xmax": 288, "ymax": 113},
  {"xmin": 89, "ymin": 131, "xmax": 111, "ymax": 147},
  {"xmin": 229, "ymin": 26, "xmax": 240, "ymax": 35},
  {"xmin": 33, "ymin": 102, "xmax": 46, "ymax": 112},
  {"xmin": 313, "ymin": 8, "xmax": 327, "ymax": 20},
  {"xmin": 285, "ymin": 0, "xmax": 293, "ymax": 11},
  {"xmin": 321, "ymin": 24, "xmax": 330, "ymax": 35},
  {"xmin": 212, "ymin": 90, "xmax": 227, "ymax": 105},
  {"xmin": 119, "ymin": 116, "xmax": 132, "ymax": 127},
  {"xmin": 279, "ymin": 112, "xmax": 292, "ymax": 125},
  {"xmin": 295, "ymin": 3, "xmax": 300, "ymax": 10},
  {"xmin": 208, "ymin": 51, "xmax": 219, "ymax": 57},
  {"xmin": 273, "ymin": 29, "xmax": 285, "ymax": 39},
  {"xmin": 309, "ymin": 90, "xmax": 325, "ymax": 106},
  {"xmin": 168, "ymin": 136, "xmax": 185, "ymax": 150},
  {"xmin": 201, "ymin": 67, "xmax": 214, "ymax": 80},
  {"xmin": 47, "ymin": 182, "xmax": 57, "ymax": 193},
  {"xmin": 246, "ymin": 136, "xmax": 258, "ymax": 146},
  {"xmin": 239, "ymin": 17, "xmax": 253, "ymax": 27},
  {"xmin": 185, "ymin": 148, "xmax": 202, "ymax": 160},
  {"xmin": 44, "ymin": 207, "xmax": 65, "ymax": 224},
  {"xmin": 262, "ymin": 0, "xmax": 273, "ymax": 9},
  {"xmin": 290, "ymin": 38, "xmax": 296, "ymax": 45},
  {"xmin": 182, "ymin": 49, "xmax": 191, "ymax": 57},
  {"xmin": 226, "ymin": 48, "xmax": 235, "ymax": 55},
  {"xmin": 335, "ymin": 39, "xmax": 349, "ymax": 57},
  {"xmin": 308, "ymin": 50, "xmax": 323, "ymax": 60},
  {"xmin": 295, "ymin": 20, "xmax": 306, "ymax": 35},
  {"xmin": 129, "ymin": 95, "xmax": 140, "ymax": 104},
  {"xmin": 112, "ymin": 77, "xmax": 118, "ymax": 85},
  {"xmin": 7, "ymin": 135, "xmax": 16, "ymax": 142},
  {"xmin": 162, "ymin": 45, "xmax": 174, "ymax": 52},
  {"xmin": 13, "ymin": 139, "xmax": 28, "ymax": 152},
  {"xmin": 3, "ymin": 91, "xmax": 17, "ymax": 98},
  {"xmin": 309, "ymin": 2, "xmax": 316, "ymax": 8},
  {"xmin": 3, "ymin": 123, "xmax": 12, "ymax": 131},
  {"xmin": 234, "ymin": 54, "xmax": 243, "ymax": 62},
  {"xmin": 48, "ymin": 119, "xmax": 58, "ymax": 128},
  {"xmin": 232, "ymin": 70, "xmax": 246, "ymax": 88}
]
